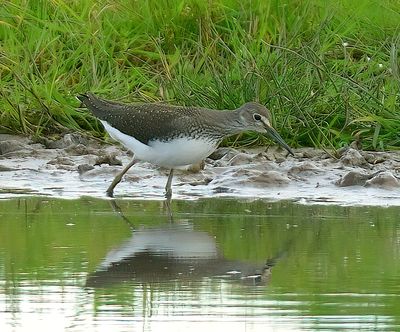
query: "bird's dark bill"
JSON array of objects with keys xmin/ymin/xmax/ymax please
[{"xmin": 265, "ymin": 127, "xmax": 294, "ymax": 156}]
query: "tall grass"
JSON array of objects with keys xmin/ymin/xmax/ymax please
[{"xmin": 1, "ymin": 0, "xmax": 399, "ymax": 150}]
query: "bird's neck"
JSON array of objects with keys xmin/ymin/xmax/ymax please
[{"xmin": 208, "ymin": 109, "xmax": 243, "ymax": 136}]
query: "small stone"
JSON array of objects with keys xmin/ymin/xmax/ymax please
[
  {"xmin": 349, "ymin": 135, "xmax": 362, "ymax": 150},
  {"xmin": 0, "ymin": 141, "xmax": 26, "ymax": 155},
  {"xmin": 47, "ymin": 156, "xmax": 75, "ymax": 166},
  {"xmin": 336, "ymin": 171, "xmax": 382, "ymax": 187},
  {"xmin": 249, "ymin": 170, "xmax": 290, "ymax": 187},
  {"xmin": 337, "ymin": 146, "xmax": 348, "ymax": 157},
  {"xmin": 289, "ymin": 147, "xmax": 328, "ymax": 159},
  {"xmin": 185, "ymin": 160, "xmax": 205, "ymax": 173},
  {"xmin": 340, "ymin": 148, "xmax": 368, "ymax": 167},
  {"xmin": 0, "ymin": 165, "xmax": 14, "ymax": 171},
  {"xmin": 43, "ymin": 133, "xmax": 88, "ymax": 149},
  {"xmin": 78, "ymin": 164, "xmax": 95, "ymax": 174},
  {"xmin": 65, "ymin": 143, "xmax": 91, "ymax": 156},
  {"xmin": 363, "ymin": 152, "xmax": 389, "ymax": 165},
  {"xmin": 95, "ymin": 153, "xmax": 122, "ymax": 166},
  {"xmin": 365, "ymin": 171, "xmax": 400, "ymax": 189},
  {"xmin": 212, "ymin": 186, "xmax": 233, "ymax": 193},
  {"xmin": 228, "ymin": 153, "xmax": 255, "ymax": 166},
  {"xmin": 288, "ymin": 162, "xmax": 322, "ymax": 175},
  {"xmin": 208, "ymin": 147, "xmax": 239, "ymax": 160}
]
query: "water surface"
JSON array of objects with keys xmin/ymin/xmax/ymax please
[{"xmin": 1, "ymin": 198, "xmax": 400, "ymax": 331}]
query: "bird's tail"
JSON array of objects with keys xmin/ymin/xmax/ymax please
[{"xmin": 76, "ymin": 92, "xmax": 91, "ymax": 106}]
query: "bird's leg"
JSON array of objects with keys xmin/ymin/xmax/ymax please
[
  {"xmin": 164, "ymin": 196, "xmax": 173, "ymax": 222},
  {"xmin": 164, "ymin": 169, "xmax": 174, "ymax": 222},
  {"xmin": 106, "ymin": 158, "xmax": 137, "ymax": 197},
  {"xmin": 164, "ymin": 168, "xmax": 174, "ymax": 199},
  {"xmin": 109, "ymin": 199, "xmax": 135, "ymax": 229}
]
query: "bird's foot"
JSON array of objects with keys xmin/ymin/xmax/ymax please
[
  {"xmin": 163, "ymin": 196, "xmax": 173, "ymax": 222},
  {"xmin": 106, "ymin": 188, "xmax": 114, "ymax": 198},
  {"xmin": 164, "ymin": 188, "xmax": 172, "ymax": 200}
]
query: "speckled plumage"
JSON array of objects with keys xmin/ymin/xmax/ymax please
[
  {"xmin": 77, "ymin": 92, "xmax": 293, "ymax": 198},
  {"xmin": 78, "ymin": 93, "xmax": 237, "ymax": 146}
]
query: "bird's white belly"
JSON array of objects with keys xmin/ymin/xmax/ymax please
[
  {"xmin": 101, "ymin": 121, "xmax": 217, "ymax": 167},
  {"xmin": 147, "ymin": 138, "xmax": 217, "ymax": 167}
]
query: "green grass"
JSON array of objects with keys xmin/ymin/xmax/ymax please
[{"xmin": 1, "ymin": 0, "xmax": 399, "ymax": 150}]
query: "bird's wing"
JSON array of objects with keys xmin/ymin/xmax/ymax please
[{"xmin": 78, "ymin": 93, "xmax": 196, "ymax": 145}]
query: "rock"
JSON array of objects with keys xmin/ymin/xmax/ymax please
[
  {"xmin": 362, "ymin": 152, "xmax": 390, "ymax": 165},
  {"xmin": 47, "ymin": 156, "xmax": 75, "ymax": 166},
  {"xmin": 336, "ymin": 171, "xmax": 382, "ymax": 187},
  {"xmin": 248, "ymin": 170, "xmax": 290, "ymax": 187},
  {"xmin": 262, "ymin": 147, "xmax": 290, "ymax": 162},
  {"xmin": 95, "ymin": 153, "xmax": 123, "ymax": 166},
  {"xmin": 228, "ymin": 153, "xmax": 257, "ymax": 166},
  {"xmin": 365, "ymin": 171, "xmax": 400, "ymax": 189},
  {"xmin": 65, "ymin": 143, "xmax": 93, "ymax": 156},
  {"xmin": 219, "ymin": 168, "xmax": 289, "ymax": 187},
  {"xmin": 0, "ymin": 134, "xmax": 30, "ymax": 143},
  {"xmin": 43, "ymin": 133, "xmax": 89, "ymax": 149},
  {"xmin": 273, "ymin": 155, "xmax": 287, "ymax": 163},
  {"xmin": 77, "ymin": 164, "xmax": 95, "ymax": 175},
  {"xmin": 177, "ymin": 174, "xmax": 213, "ymax": 187},
  {"xmin": 337, "ymin": 146, "xmax": 348, "ymax": 157},
  {"xmin": 185, "ymin": 160, "xmax": 205, "ymax": 173},
  {"xmin": 349, "ymin": 139, "xmax": 362, "ymax": 150},
  {"xmin": 288, "ymin": 162, "xmax": 322, "ymax": 176},
  {"xmin": 296, "ymin": 148, "xmax": 329, "ymax": 159},
  {"xmin": 0, "ymin": 140, "xmax": 27, "ymax": 155},
  {"xmin": 212, "ymin": 186, "xmax": 233, "ymax": 194},
  {"xmin": 340, "ymin": 148, "xmax": 368, "ymax": 167},
  {"xmin": 0, "ymin": 165, "xmax": 14, "ymax": 171},
  {"xmin": 212, "ymin": 151, "xmax": 246, "ymax": 167},
  {"xmin": 250, "ymin": 162, "xmax": 279, "ymax": 172},
  {"xmin": 208, "ymin": 147, "xmax": 239, "ymax": 160}
]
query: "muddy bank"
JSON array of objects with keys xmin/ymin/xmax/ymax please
[{"xmin": 0, "ymin": 133, "xmax": 399, "ymax": 205}]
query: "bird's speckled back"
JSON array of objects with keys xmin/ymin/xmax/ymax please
[{"xmin": 78, "ymin": 93, "xmax": 235, "ymax": 145}]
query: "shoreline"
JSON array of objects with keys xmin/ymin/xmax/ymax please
[{"xmin": 0, "ymin": 133, "xmax": 399, "ymax": 206}]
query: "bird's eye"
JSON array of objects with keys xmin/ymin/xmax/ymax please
[{"xmin": 253, "ymin": 113, "xmax": 262, "ymax": 121}]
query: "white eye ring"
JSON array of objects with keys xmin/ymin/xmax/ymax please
[{"xmin": 253, "ymin": 113, "xmax": 262, "ymax": 121}]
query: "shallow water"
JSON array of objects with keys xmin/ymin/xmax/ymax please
[{"xmin": 1, "ymin": 198, "xmax": 400, "ymax": 331}]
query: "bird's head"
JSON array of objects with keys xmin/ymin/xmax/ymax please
[{"xmin": 238, "ymin": 102, "xmax": 294, "ymax": 156}]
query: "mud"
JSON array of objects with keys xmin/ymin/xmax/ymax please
[{"xmin": 0, "ymin": 133, "xmax": 399, "ymax": 205}]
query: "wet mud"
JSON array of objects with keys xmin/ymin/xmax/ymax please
[{"xmin": 0, "ymin": 133, "xmax": 399, "ymax": 205}]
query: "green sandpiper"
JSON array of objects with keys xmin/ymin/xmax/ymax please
[{"xmin": 77, "ymin": 93, "xmax": 294, "ymax": 198}]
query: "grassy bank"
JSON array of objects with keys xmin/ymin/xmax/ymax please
[{"xmin": 1, "ymin": 0, "xmax": 399, "ymax": 150}]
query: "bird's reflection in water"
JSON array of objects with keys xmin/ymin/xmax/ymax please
[{"xmin": 86, "ymin": 201, "xmax": 289, "ymax": 288}]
